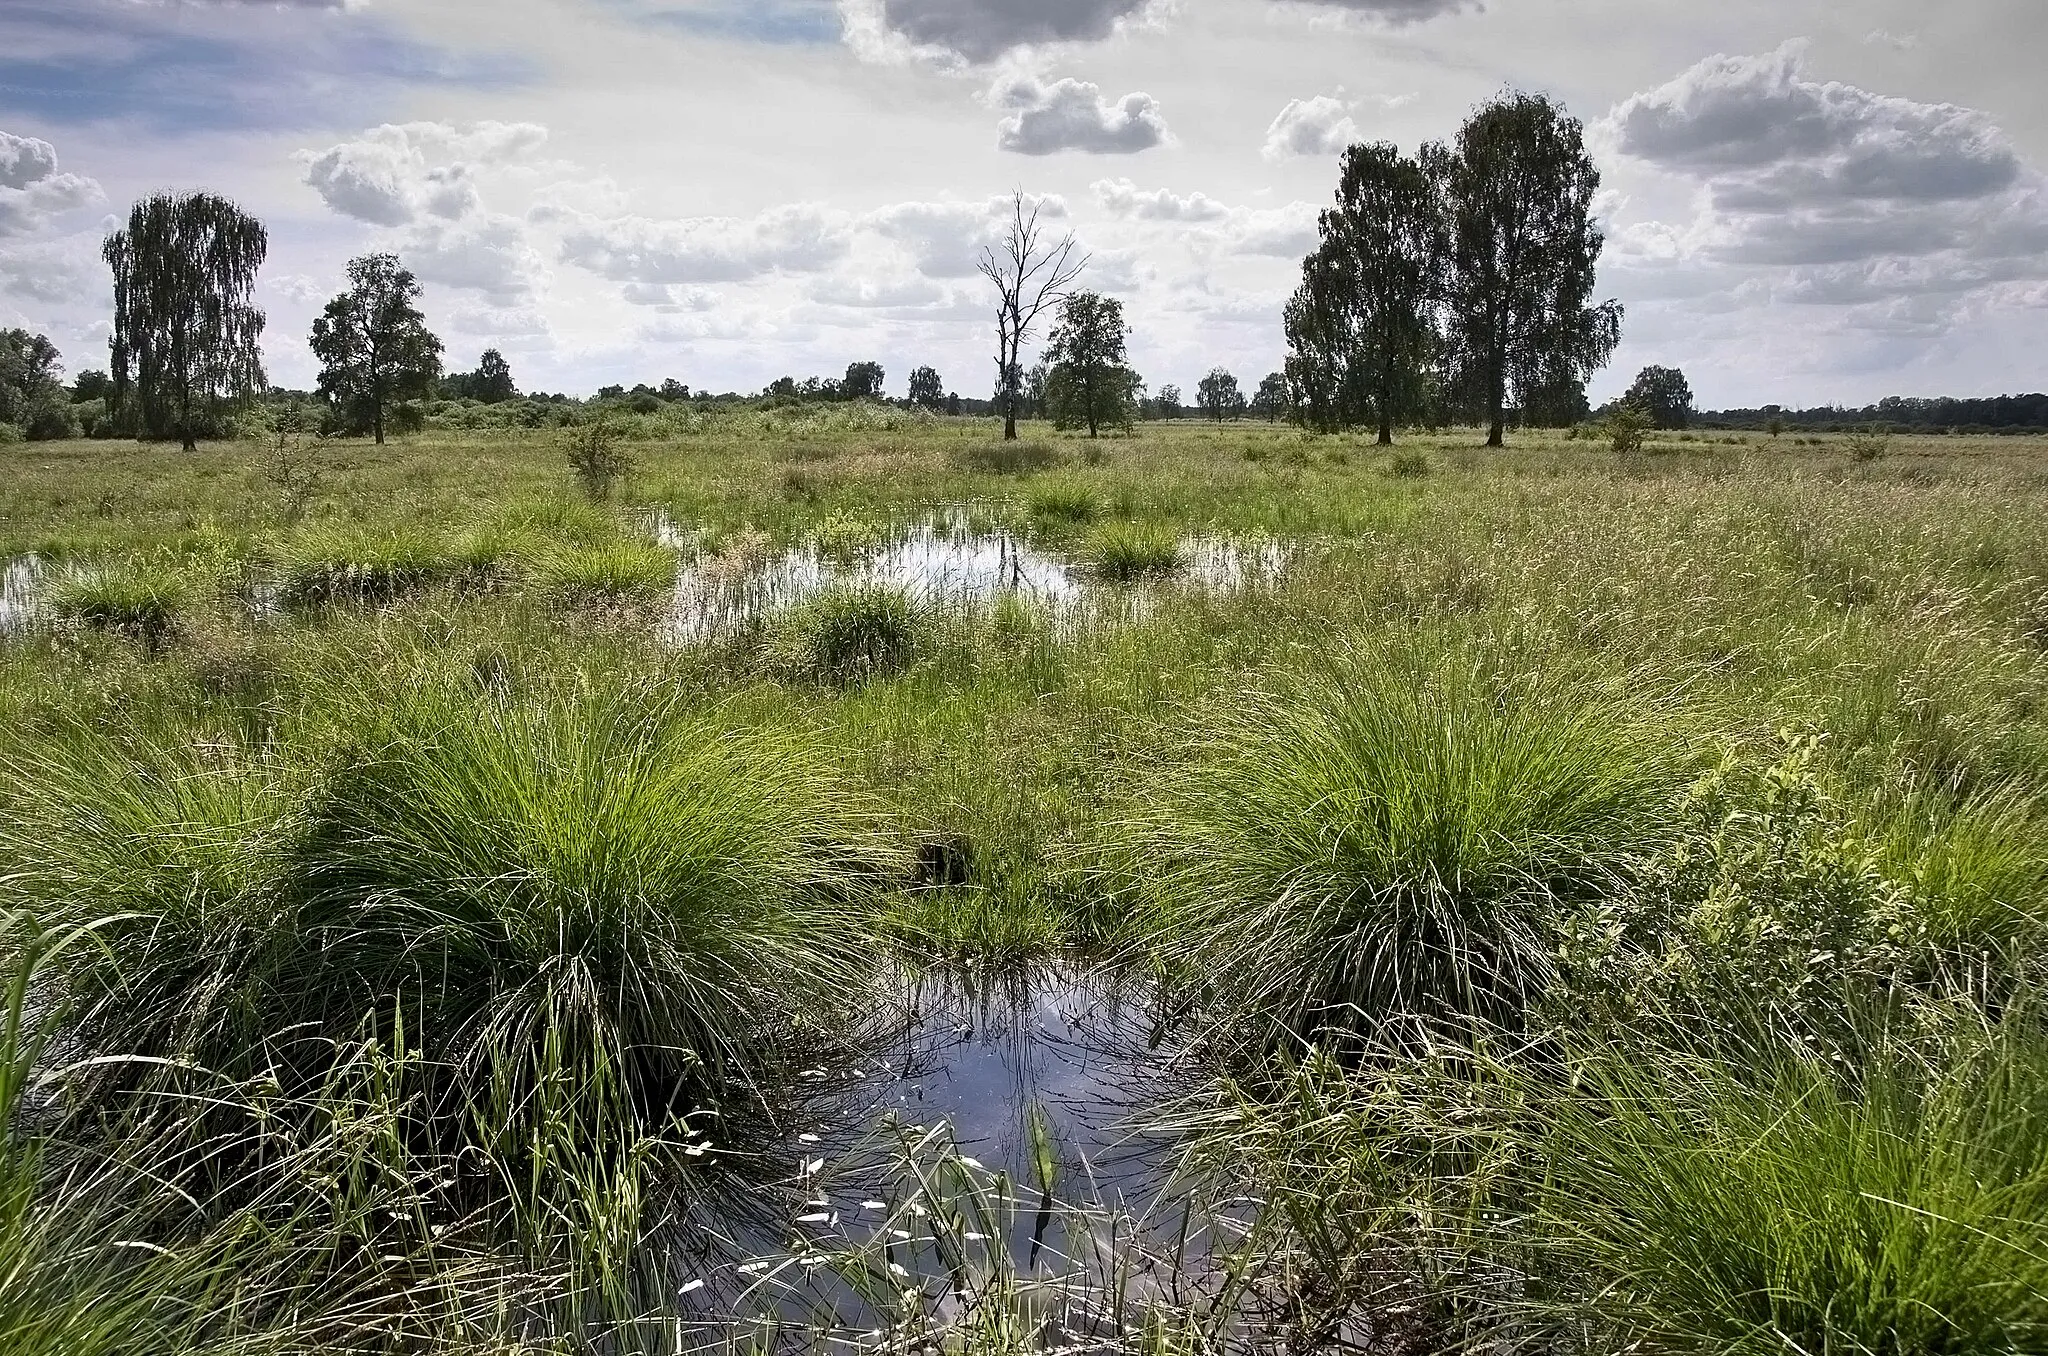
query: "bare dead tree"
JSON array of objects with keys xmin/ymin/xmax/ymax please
[{"xmin": 977, "ymin": 193, "xmax": 1087, "ymax": 441}]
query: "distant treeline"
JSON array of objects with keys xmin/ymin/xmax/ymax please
[{"xmin": 1700, "ymin": 394, "xmax": 2048, "ymax": 434}]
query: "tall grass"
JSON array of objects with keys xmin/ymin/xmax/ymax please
[
  {"xmin": 1083, "ymin": 522, "xmax": 1182, "ymax": 579},
  {"xmin": 1531, "ymin": 1023, "xmax": 2048, "ymax": 1353},
  {"xmin": 1135, "ymin": 642, "xmax": 1704, "ymax": 1038},
  {"xmin": 50, "ymin": 561, "xmax": 189, "ymax": 647},
  {"xmin": 275, "ymin": 525, "xmax": 449, "ymax": 606},
  {"xmin": 770, "ymin": 583, "xmax": 926, "ymax": 686}
]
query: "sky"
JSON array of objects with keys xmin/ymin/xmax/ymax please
[{"xmin": 1, "ymin": 0, "xmax": 2044, "ymax": 409}]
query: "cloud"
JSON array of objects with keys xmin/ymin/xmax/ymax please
[
  {"xmin": 403, "ymin": 213, "xmax": 547, "ymax": 304},
  {"xmin": 865, "ymin": 195, "xmax": 1066, "ymax": 276},
  {"xmin": 1271, "ymin": 0, "xmax": 1482, "ymax": 25},
  {"xmin": 1602, "ymin": 45, "xmax": 2048, "ymax": 320},
  {"xmin": 1864, "ymin": 29, "xmax": 1918, "ymax": 50},
  {"xmin": 993, "ymin": 76, "xmax": 1168, "ymax": 156},
  {"xmin": 0, "ymin": 131, "xmax": 103, "ymax": 238},
  {"xmin": 1610, "ymin": 42, "xmax": 2017, "ymax": 203},
  {"xmin": 0, "ymin": 241, "xmax": 101, "ymax": 306},
  {"xmin": 1262, "ymin": 95, "xmax": 1357, "ymax": 160},
  {"xmin": 550, "ymin": 203, "xmax": 854, "ymax": 283},
  {"xmin": 1093, "ymin": 179, "xmax": 1230, "ymax": 222},
  {"xmin": 839, "ymin": 0, "xmax": 1153, "ymax": 65},
  {"xmin": 296, "ymin": 121, "xmax": 548, "ymax": 226}
]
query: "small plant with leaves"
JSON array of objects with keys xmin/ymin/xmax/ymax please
[
  {"xmin": 1845, "ymin": 430, "xmax": 1891, "ymax": 463},
  {"xmin": 1605, "ymin": 405, "xmax": 1654, "ymax": 456},
  {"xmin": 258, "ymin": 400, "xmax": 323, "ymax": 523},
  {"xmin": 565, "ymin": 410, "xmax": 633, "ymax": 500}
]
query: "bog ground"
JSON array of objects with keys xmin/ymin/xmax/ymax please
[{"xmin": 3, "ymin": 415, "xmax": 2046, "ymax": 1355}]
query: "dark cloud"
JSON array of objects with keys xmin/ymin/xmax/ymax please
[
  {"xmin": 994, "ymin": 76, "xmax": 1168, "ymax": 156},
  {"xmin": 1271, "ymin": 0, "xmax": 1482, "ymax": 25},
  {"xmin": 866, "ymin": 0, "xmax": 1151, "ymax": 62}
]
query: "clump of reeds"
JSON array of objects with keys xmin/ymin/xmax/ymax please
[
  {"xmin": 50, "ymin": 561, "xmax": 189, "ymax": 647},
  {"xmin": 770, "ymin": 583, "xmax": 925, "ymax": 685},
  {"xmin": 1133, "ymin": 642, "xmax": 1703, "ymax": 1040},
  {"xmin": 1028, "ymin": 481, "xmax": 1102, "ymax": 526},
  {"xmin": 951, "ymin": 440, "xmax": 1061, "ymax": 476},
  {"xmin": 528, "ymin": 539, "xmax": 678, "ymax": 605},
  {"xmin": 1083, "ymin": 522, "xmax": 1182, "ymax": 579},
  {"xmin": 275, "ymin": 525, "xmax": 449, "ymax": 606}
]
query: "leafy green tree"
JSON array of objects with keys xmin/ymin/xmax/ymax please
[
  {"xmin": 1624, "ymin": 364, "xmax": 1694, "ymax": 430},
  {"xmin": 103, "ymin": 192, "xmax": 269, "ymax": 450},
  {"xmin": 659, "ymin": 378, "xmax": 690, "ymax": 401},
  {"xmin": 842, "ymin": 361, "xmax": 886, "ymax": 402},
  {"xmin": 1428, "ymin": 93, "xmax": 1621, "ymax": 448},
  {"xmin": 1197, "ymin": 368, "xmax": 1245, "ymax": 422},
  {"xmin": 1044, "ymin": 291, "xmax": 1140, "ymax": 437},
  {"xmin": 0, "ymin": 329, "xmax": 69, "ymax": 438},
  {"xmin": 71, "ymin": 369, "xmax": 111, "ymax": 403},
  {"xmin": 1155, "ymin": 383, "xmax": 1182, "ymax": 420},
  {"xmin": 907, "ymin": 365, "xmax": 944, "ymax": 410},
  {"xmin": 476, "ymin": 349, "xmax": 516, "ymax": 403},
  {"xmin": 1251, "ymin": 372, "xmax": 1290, "ymax": 422},
  {"xmin": 1286, "ymin": 143, "xmax": 1443, "ymax": 444},
  {"xmin": 310, "ymin": 253, "xmax": 443, "ymax": 445}
]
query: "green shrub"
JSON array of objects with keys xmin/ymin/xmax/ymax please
[
  {"xmin": 950, "ymin": 440, "xmax": 1060, "ymax": 475},
  {"xmin": 1605, "ymin": 407, "xmax": 1653, "ymax": 455},
  {"xmin": 51, "ymin": 563, "xmax": 189, "ymax": 646},
  {"xmin": 1084, "ymin": 522, "xmax": 1182, "ymax": 579},
  {"xmin": 276, "ymin": 526, "xmax": 448, "ymax": 606},
  {"xmin": 771, "ymin": 583, "xmax": 924, "ymax": 685},
  {"xmin": 1532, "ymin": 1028, "xmax": 2048, "ymax": 1353},
  {"xmin": 1136, "ymin": 645, "xmax": 1702, "ymax": 1039}
]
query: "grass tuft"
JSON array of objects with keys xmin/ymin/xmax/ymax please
[
  {"xmin": 1083, "ymin": 522, "xmax": 1182, "ymax": 579},
  {"xmin": 50, "ymin": 561, "xmax": 189, "ymax": 646},
  {"xmin": 770, "ymin": 583, "xmax": 926, "ymax": 686},
  {"xmin": 276, "ymin": 525, "xmax": 449, "ymax": 606}
]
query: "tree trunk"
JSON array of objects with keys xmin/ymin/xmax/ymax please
[
  {"xmin": 1004, "ymin": 409, "xmax": 1018, "ymax": 440},
  {"xmin": 1378, "ymin": 415, "xmax": 1393, "ymax": 446},
  {"xmin": 374, "ymin": 401, "xmax": 385, "ymax": 446}
]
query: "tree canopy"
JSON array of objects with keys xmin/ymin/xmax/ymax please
[
  {"xmin": 1044, "ymin": 291, "xmax": 1140, "ymax": 437},
  {"xmin": 842, "ymin": 361, "xmax": 886, "ymax": 402},
  {"xmin": 907, "ymin": 365, "xmax": 944, "ymax": 411},
  {"xmin": 310, "ymin": 253, "xmax": 443, "ymax": 445},
  {"xmin": 1197, "ymin": 369, "xmax": 1246, "ymax": 422},
  {"xmin": 103, "ymin": 191, "xmax": 269, "ymax": 449},
  {"xmin": 1624, "ymin": 365, "xmax": 1695, "ymax": 430},
  {"xmin": 978, "ymin": 193, "xmax": 1087, "ymax": 441},
  {"xmin": 1430, "ymin": 93, "xmax": 1620, "ymax": 447},
  {"xmin": 0, "ymin": 329, "xmax": 74, "ymax": 440}
]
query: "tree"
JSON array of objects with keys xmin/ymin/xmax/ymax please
[
  {"xmin": 842, "ymin": 361, "xmax": 886, "ymax": 402},
  {"xmin": 1285, "ymin": 143, "xmax": 1443, "ymax": 445},
  {"xmin": 1429, "ymin": 93, "xmax": 1621, "ymax": 448},
  {"xmin": 1023, "ymin": 362, "xmax": 1049, "ymax": 420},
  {"xmin": 71, "ymin": 369, "xmax": 112, "ymax": 403},
  {"xmin": 1155, "ymin": 383, "xmax": 1182, "ymax": 420},
  {"xmin": 1623, "ymin": 364, "xmax": 1694, "ymax": 430},
  {"xmin": 659, "ymin": 378, "xmax": 690, "ymax": 401},
  {"xmin": 309, "ymin": 253, "xmax": 443, "ymax": 445},
  {"xmin": 1197, "ymin": 369, "xmax": 1246, "ymax": 422},
  {"xmin": 1251, "ymin": 372, "xmax": 1290, "ymax": 422},
  {"xmin": 0, "ymin": 329, "xmax": 69, "ymax": 438},
  {"xmin": 103, "ymin": 192, "xmax": 269, "ymax": 450},
  {"xmin": 1043, "ymin": 291, "xmax": 1140, "ymax": 437},
  {"xmin": 476, "ymin": 349, "xmax": 516, "ymax": 403},
  {"xmin": 978, "ymin": 193, "xmax": 1087, "ymax": 441},
  {"xmin": 908, "ymin": 365, "xmax": 944, "ymax": 411}
]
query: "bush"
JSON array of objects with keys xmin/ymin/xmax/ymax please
[
  {"xmin": 771, "ymin": 583, "xmax": 924, "ymax": 685},
  {"xmin": 1135, "ymin": 644, "xmax": 1702, "ymax": 1039},
  {"xmin": 0, "ymin": 422, "xmax": 20, "ymax": 446},
  {"xmin": 565, "ymin": 413, "xmax": 633, "ymax": 500},
  {"xmin": 1846, "ymin": 431, "xmax": 1892, "ymax": 463},
  {"xmin": 1083, "ymin": 522, "xmax": 1182, "ymax": 579},
  {"xmin": 275, "ymin": 526, "xmax": 448, "ymax": 606},
  {"xmin": 23, "ymin": 398, "xmax": 80, "ymax": 441},
  {"xmin": 1605, "ymin": 406, "xmax": 1653, "ymax": 455},
  {"xmin": 950, "ymin": 440, "xmax": 1060, "ymax": 475},
  {"xmin": 50, "ymin": 562, "xmax": 188, "ymax": 648}
]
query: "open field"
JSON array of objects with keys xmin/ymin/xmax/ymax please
[{"xmin": 4, "ymin": 416, "xmax": 2048, "ymax": 1354}]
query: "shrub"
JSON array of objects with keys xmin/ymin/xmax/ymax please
[
  {"xmin": 1531, "ymin": 1028, "xmax": 2048, "ymax": 1353},
  {"xmin": 50, "ymin": 563, "xmax": 188, "ymax": 648},
  {"xmin": 565, "ymin": 412, "xmax": 633, "ymax": 500},
  {"xmin": 950, "ymin": 440, "xmax": 1060, "ymax": 476},
  {"xmin": 0, "ymin": 422, "xmax": 20, "ymax": 445},
  {"xmin": 1135, "ymin": 645, "xmax": 1702, "ymax": 1039},
  {"xmin": 1084, "ymin": 522, "xmax": 1182, "ymax": 580},
  {"xmin": 770, "ymin": 583, "xmax": 924, "ymax": 685},
  {"xmin": 1846, "ymin": 431, "xmax": 1892, "ymax": 463},
  {"xmin": 1605, "ymin": 406, "xmax": 1653, "ymax": 455},
  {"xmin": 275, "ymin": 526, "xmax": 448, "ymax": 606}
]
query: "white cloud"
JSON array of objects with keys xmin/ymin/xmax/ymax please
[
  {"xmin": 1261, "ymin": 95, "xmax": 1357, "ymax": 160},
  {"xmin": 404, "ymin": 213, "xmax": 548, "ymax": 304},
  {"xmin": 1093, "ymin": 178, "xmax": 1230, "ymax": 222},
  {"xmin": 1271, "ymin": 0, "xmax": 1482, "ymax": 25},
  {"xmin": 865, "ymin": 195, "xmax": 1066, "ymax": 276},
  {"xmin": 296, "ymin": 121, "xmax": 548, "ymax": 227},
  {"xmin": 550, "ymin": 203, "xmax": 854, "ymax": 283},
  {"xmin": 993, "ymin": 76, "xmax": 1168, "ymax": 155},
  {"xmin": 0, "ymin": 242, "xmax": 100, "ymax": 307},
  {"xmin": 0, "ymin": 131, "xmax": 103, "ymax": 238}
]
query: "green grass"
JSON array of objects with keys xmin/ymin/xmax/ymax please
[
  {"xmin": 49, "ymin": 560, "xmax": 191, "ymax": 645},
  {"xmin": 1532, "ymin": 1024, "xmax": 2048, "ymax": 1353},
  {"xmin": 274, "ymin": 523, "xmax": 451, "ymax": 606},
  {"xmin": 770, "ymin": 582, "xmax": 926, "ymax": 685},
  {"xmin": 1083, "ymin": 521, "xmax": 1182, "ymax": 578},
  {"xmin": 1134, "ymin": 641, "xmax": 1707, "ymax": 1037},
  {"xmin": 527, "ymin": 538, "xmax": 678, "ymax": 603}
]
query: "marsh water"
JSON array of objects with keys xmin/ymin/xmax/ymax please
[{"xmin": 0, "ymin": 555, "xmax": 44, "ymax": 635}]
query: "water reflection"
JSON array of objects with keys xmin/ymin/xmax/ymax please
[{"xmin": 0, "ymin": 555, "xmax": 44, "ymax": 635}]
